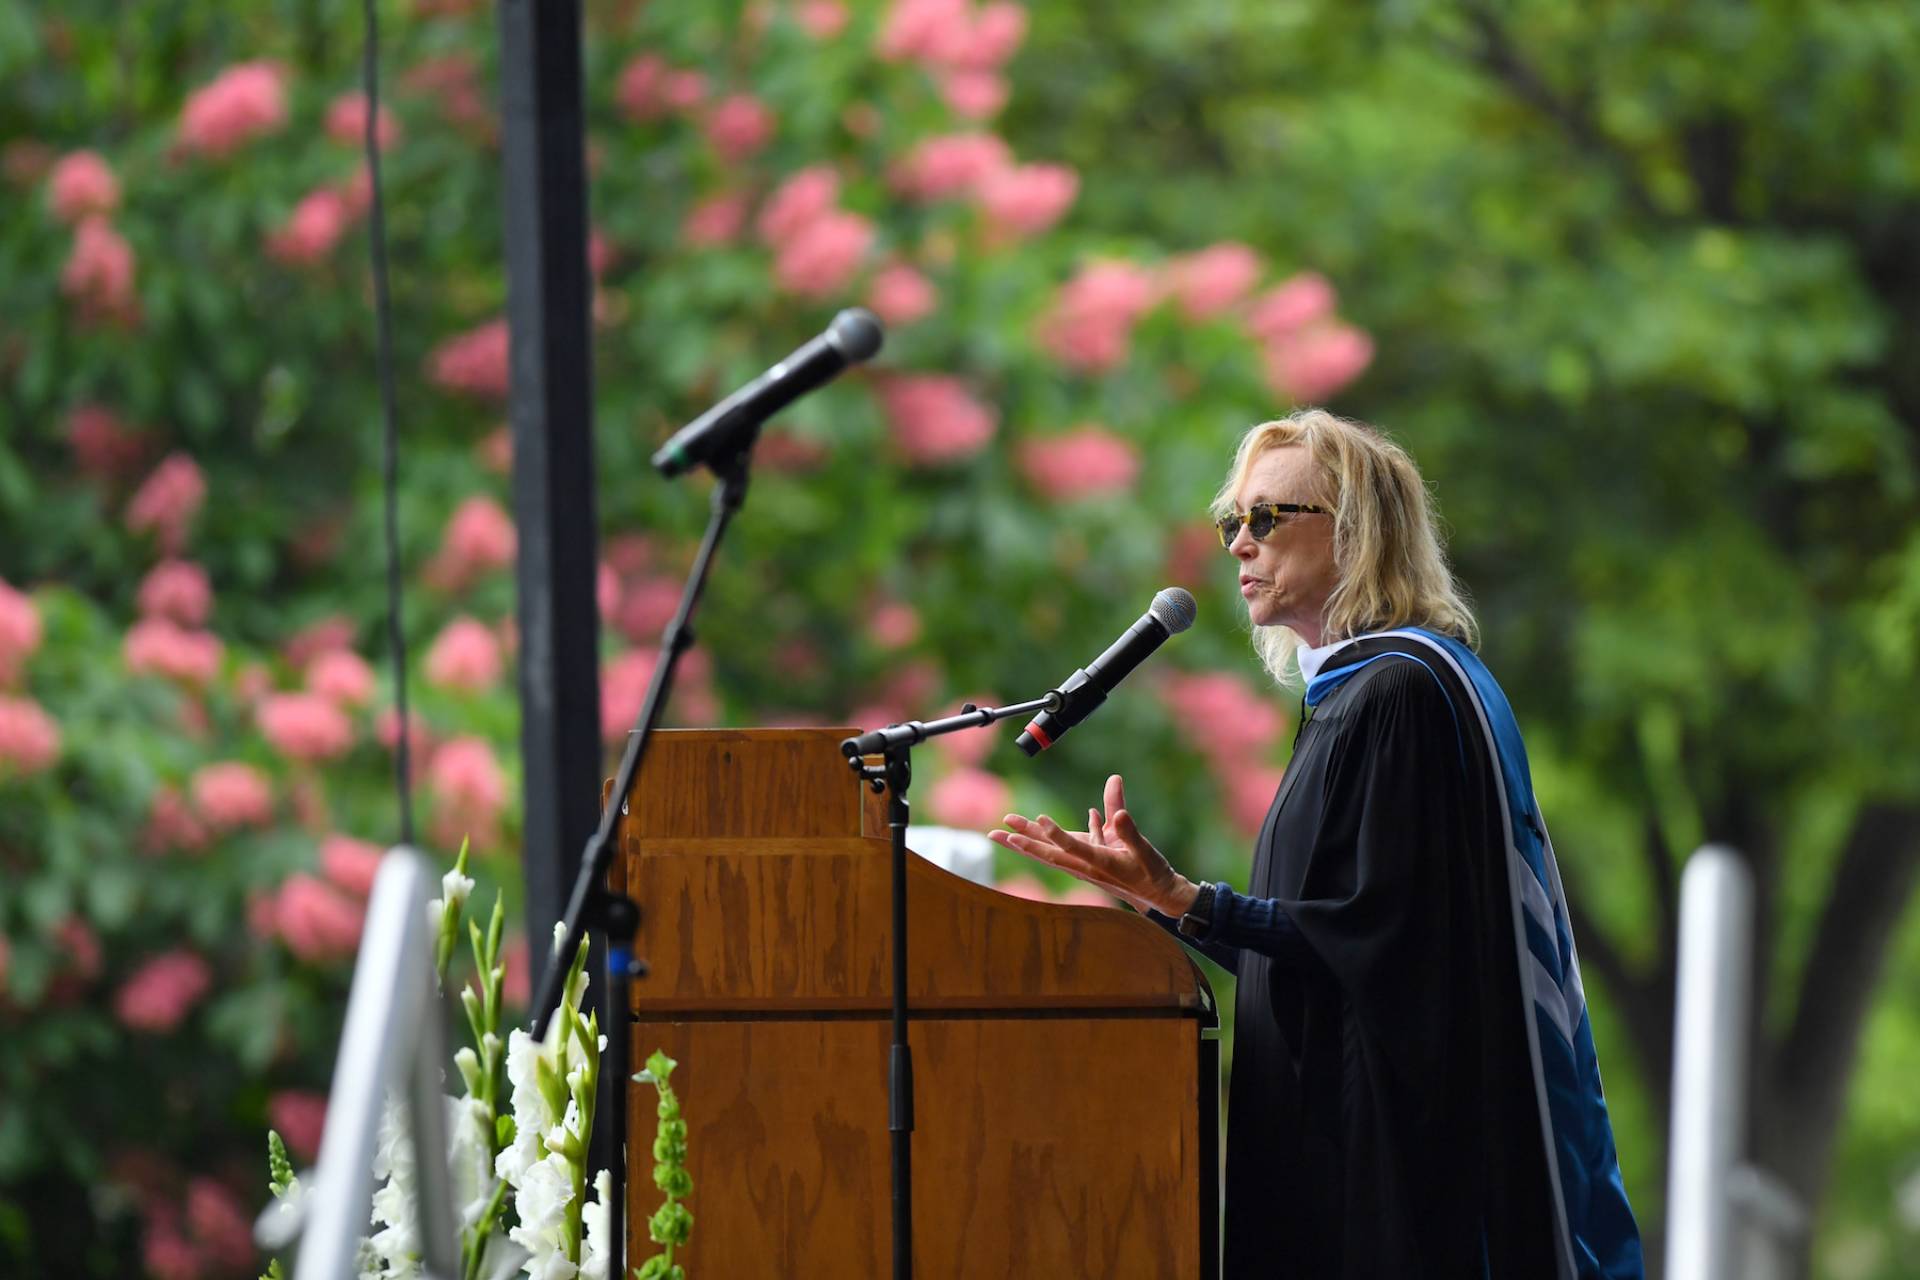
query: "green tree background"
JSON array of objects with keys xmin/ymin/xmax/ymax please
[{"xmin": 1, "ymin": 0, "xmax": 1916, "ymax": 1276}]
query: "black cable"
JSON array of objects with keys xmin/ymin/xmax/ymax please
[{"xmin": 362, "ymin": 0, "xmax": 413, "ymax": 846}]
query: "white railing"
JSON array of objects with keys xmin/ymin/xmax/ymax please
[
  {"xmin": 1664, "ymin": 845, "xmax": 1808, "ymax": 1280},
  {"xmin": 255, "ymin": 847, "xmax": 461, "ymax": 1280}
]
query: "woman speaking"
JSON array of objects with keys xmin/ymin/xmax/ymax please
[{"xmin": 991, "ymin": 410, "xmax": 1644, "ymax": 1279}]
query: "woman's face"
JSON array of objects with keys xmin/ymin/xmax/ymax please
[{"xmin": 1228, "ymin": 445, "xmax": 1339, "ymax": 645}]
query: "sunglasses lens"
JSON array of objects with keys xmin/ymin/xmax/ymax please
[
  {"xmin": 1247, "ymin": 507, "xmax": 1276, "ymax": 540},
  {"xmin": 1214, "ymin": 516, "xmax": 1240, "ymax": 547}
]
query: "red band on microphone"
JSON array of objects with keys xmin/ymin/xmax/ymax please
[{"xmin": 1023, "ymin": 720, "xmax": 1053, "ymax": 750}]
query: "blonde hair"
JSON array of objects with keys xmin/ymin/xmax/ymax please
[{"xmin": 1210, "ymin": 408, "xmax": 1478, "ymax": 684}]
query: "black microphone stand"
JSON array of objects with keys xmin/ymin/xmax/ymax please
[
  {"xmin": 529, "ymin": 437, "xmax": 758, "ymax": 1278},
  {"xmin": 838, "ymin": 693, "xmax": 1061, "ymax": 1280}
]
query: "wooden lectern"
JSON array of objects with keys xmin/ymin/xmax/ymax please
[{"xmin": 611, "ymin": 727, "xmax": 1219, "ymax": 1277}]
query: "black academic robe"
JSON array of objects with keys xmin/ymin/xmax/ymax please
[{"xmin": 1223, "ymin": 654, "xmax": 1560, "ymax": 1278}]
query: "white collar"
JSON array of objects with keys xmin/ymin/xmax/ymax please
[{"xmin": 1295, "ymin": 635, "xmax": 1349, "ymax": 685}]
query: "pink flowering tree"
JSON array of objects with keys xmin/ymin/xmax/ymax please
[{"xmin": 0, "ymin": 2, "xmax": 1377, "ymax": 1271}]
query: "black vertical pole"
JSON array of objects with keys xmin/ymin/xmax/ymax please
[{"xmin": 497, "ymin": 0, "xmax": 611, "ymax": 1183}]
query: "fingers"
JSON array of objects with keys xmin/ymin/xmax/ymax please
[{"xmin": 1104, "ymin": 773, "xmax": 1125, "ymax": 820}]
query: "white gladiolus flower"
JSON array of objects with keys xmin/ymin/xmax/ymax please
[
  {"xmin": 442, "ymin": 864, "xmax": 476, "ymax": 914},
  {"xmin": 495, "ymin": 1028, "xmax": 554, "ymax": 1186},
  {"xmin": 579, "ymin": 1169, "xmax": 613, "ymax": 1280},
  {"xmin": 365, "ymin": 1096, "xmax": 421, "ymax": 1278},
  {"xmin": 447, "ymin": 1093, "xmax": 495, "ymax": 1227},
  {"xmin": 552, "ymin": 920, "xmax": 569, "ymax": 956},
  {"xmin": 508, "ymin": 1152, "xmax": 577, "ymax": 1279}
]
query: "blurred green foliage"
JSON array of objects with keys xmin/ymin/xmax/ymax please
[{"xmin": 0, "ymin": 0, "xmax": 1916, "ymax": 1276}]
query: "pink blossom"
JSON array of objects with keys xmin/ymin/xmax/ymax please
[
  {"xmin": 0, "ymin": 667, "xmax": 55, "ymax": 744},
  {"xmin": 191, "ymin": 762, "xmax": 274, "ymax": 830},
  {"xmin": 931, "ymin": 703, "xmax": 998, "ymax": 766},
  {"xmin": 321, "ymin": 833, "xmax": 384, "ymax": 897},
  {"xmin": 177, "ymin": 61, "xmax": 288, "ymax": 158},
  {"xmin": 876, "ymin": 0, "xmax": 972, "ymax": 63},
  {"xmin": 601, "ymin": 648, "xmax": 659, "ymax": 741},
  {"xmin": 501, "ymin": 934, "xmax": 530, "ymax": 1007},
  {"xmin": 1246, "ymin": 272, "xmax": 1336, "ymax": 342},
  {"xmin": 275, "ymin": 872, "xmax": 367, "ymax": 962},
  {"xmin": 773, "ymin": 210, "xmax": 874, "ymax": 298},
  {"xmin": 61, "ymin": 215, "xmax": 137, "ymax": 323},
  {"xmin": 588, "ymin": 228, "xmax": 615, "ymax": 278},
  {"xmin": 428, "ymin": 735, "xmax": 507, "ymax": 822},
  {"xmin": 616, "ymin": 56, "xmax": 707, "ymax": 122},
  {"xmin": 55, "ymin": 916, "xmax": 103, "ymax": 982},
  {"xmin": 755, "ymin": 428, "xmax": 830, "ymax": 472},
  {"xmin": 940, "ymin": 71, "xmax": 1007, "ymax": 119},
  {"xmin": 185, "ymin": 1178, "xmax": 254, "ymax": 1270},
  {"xmin": 285, "ymin": 616, "xmax": 357, "ymax": 668},
  {"xmin": 1263, "ymin": 324, "xmax": 1374, "ymax": 403},
  {"xmin": 957, "ymin": 2, "xmax": 1028, "ymax": 68},
  {"xmin": 924, "ymin": 766, "xmax": 1011, "ymax": 830},
  {"xmin": 477, "ymin": 425, "xmax": 513, "ymax": 474},
  {"xmin": 757, "ymin": 167, "xmax": 840, "ymax": 246},
  {"xmin": 425, "ymin": 616, "xmax": 503, "ymax": 692},
  {"xmin": 324, "ymin": 92, "xmax": 400, "ymax": 149},
  {"xmin": 1164, "ymin": 520, "xmax": 1222, "ymax": 589},
  {"xmin": 3, "ymin": 140, "xmax": 53, "ymax": 187},
  {"xmin": 115, "ymin": 950, "xmax": 213, "ymax": 1032},
  {"xmin": 258, "ymin": 692, "xmax": 354, "ymax": 762},
  {"xmin": 0, "ymin": 579, "xmax": 42, "ymax": 685},
  {"xmin": 268, "ymin": 1091, "xmax": 329, "ymax": 1162},
  {"xmin": 1035, "ymin": 260, "xmax": 1157, "ymax": 373},
  {"xmin": 125, "ymin": 454, "xmax": 206, "ymax": 553},
  {"xmin": 306, "ymin": 649, "xmax": 375, "ymax": 706},
  {"xmin": 267, "ymin": 188, "xmax": 352, "ymax": 266},
  {"xmin": 141, "ymin": 785, "xmax": 209, "ymax": 856},
  {"xmin": 868, "ymin": 601, "xmax": 921, "ymax": 649},
  {"xmin": 428, "ymin": 319, "xmax": 511, "ymax": 400},
  {"xmin": 123, "ymin": 618, "xmax": 224, "ymax": 686},
  {"xmin": 1223, "ymin": 760, "xmax": 1285, "ymax": 833},
  {"xmin": 977, "ymin": 163, "xmax": 1077, "ymax": 241},
  {"xmin": 605, "ymin": 533, "xmax": 657, "ymax": 576},
  {"xmin": 879, "ymin": 375, "xmax": 997, "ymax": 465},
  {"xmin": 1159, "ymin": 671, "xmax": 1286, "ymax": 761},
  {"xmin": 401, "ymin": 55, "xmax": 494, "ymax": 141},
  {"xmin": 437, "ymin": 496, "xmax": 517, "ymax": 587},
  {"xmin": 1164, "ymin": 243, "xmax": 1263, "ymax": 320},
  {"xmin": 66, "ymin": 403, "xmax": 146, "ymax": 477},
  {"xmin": 1015, "ymin": 425, "xmax": 1141, "ymax": 500},
  {"xmin": 615, "ymin": 577, "xmax": 683, "ymax": 643},
  {"xmin": 891, "ymin": 132, "xmax": 1010, "ymax": 200},
  {"xmin": 704, "ymin": 93, "xmax": 775, "ymax": 164},
  {"xmin": 866, "ymin": 262, "xmax": 937, "ymax": 327},
  {"xmin": 141, "ymin": 1217, "xmax": 201, "ymax": 1280},
  {"xmin": 136, "ymin": 560, "xmax": 212, "ymax": 626},
  {"xmin": 47, "ymin": 150, "xmax": 119, "ymax": 223},
  {"xmin": 376, "ymin": 707, "xmax": 435, "ymax": 761},
  {"xmin": 795, "ymin": 0, "xmax": 850, "ymax": 38},
  {"xmin": 337, "ymin": 164, "xmax": 373, "ymax": 218},
  {"xmin": 681, "ymin": 192, "xmax": 747, "ymax": 247},
  {"xmin": 882, "ymin": 659, "xmax": 942, "ymax": 709}
]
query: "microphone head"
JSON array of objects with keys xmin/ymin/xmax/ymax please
[
  {"xmin": 827, "ymin": 308, "xmax": 885, "ymax": 363},
  {"xmin": 1148, "ymin": 587, "xmax": 1198, "ymax": 634}
]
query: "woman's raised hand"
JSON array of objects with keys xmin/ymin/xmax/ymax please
[{"xmin": 988, "ymin": 774, "xmax": 1200, "ymax": 917}]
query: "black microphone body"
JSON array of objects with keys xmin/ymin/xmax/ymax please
[
  {"xmin": 1016, "ymin": 588, "xmax": 1197, "ymax": 755},
  {"xmin": 652, "ymin": 308, "xmax": 884, "ymax": 477}
]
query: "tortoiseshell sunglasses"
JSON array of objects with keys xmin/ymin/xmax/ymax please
[{"xmin": 1213, "ymin": 502, "xmax": 1332, "ymax": 548}]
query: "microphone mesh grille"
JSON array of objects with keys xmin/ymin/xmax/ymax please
[{"xmin": 1149, "ymin": 587, "xmax": 1198, "ymax": 634}]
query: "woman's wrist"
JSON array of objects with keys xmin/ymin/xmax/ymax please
[{"xmin": 1158, "ymin": 876, "xmax": 1203, "ymax": 918}]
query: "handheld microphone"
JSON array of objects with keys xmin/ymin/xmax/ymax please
[
  {"xmin": 651, "ymin": 308, "xmax": 885, "ymax": 477},
  {"xmin": 1016, "ymin": 587, "xmax": 1197, "ymax": 756}
]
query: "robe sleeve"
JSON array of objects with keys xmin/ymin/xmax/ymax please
[
  {"xmin": 1273, "ymin": 655, "xmax": 1472, "ymax": 1064},
  {"xmin": 1142, "ymin": 907, "xmax": 1241, "ymax": 975}
]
